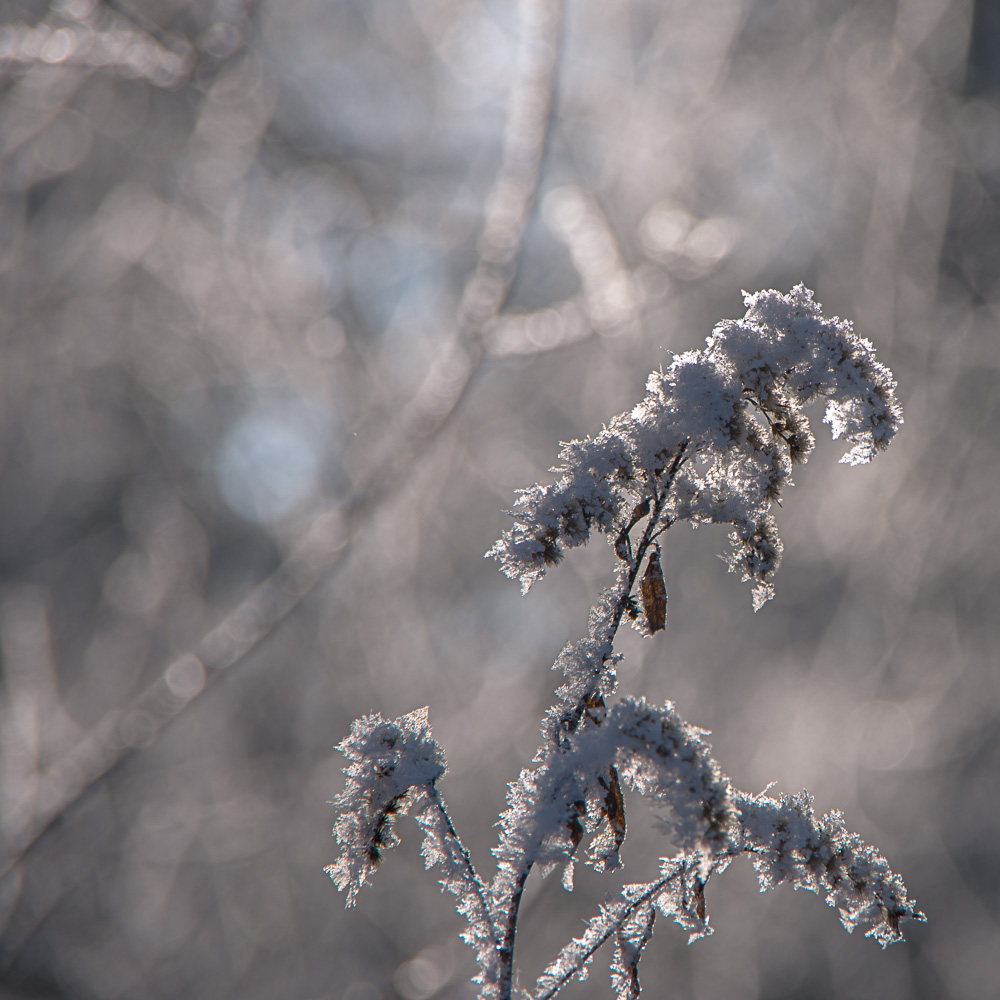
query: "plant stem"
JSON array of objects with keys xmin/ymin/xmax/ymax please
[
  {"xmin": 425, "ymin": 784, "xmax": 502, "ymax": 959},
  {"xmin": 498, "ymin": 868, "xmax": 531, "ymax": 1000},
  {"xmin": 496, "ymin": 443, "xmax": 689, "ymax": 998}
]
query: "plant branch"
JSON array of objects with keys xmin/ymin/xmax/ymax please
[
  {"xmin": 495, "ymin": 442, "xmax": 690, "ymax": 998},
  {"xmin": 557, "ymin": 441, "xmax": 690, "ymax": 739},
  {"xmin": 497, "ymin": 868, "xmax": 531, "ymax": 1000},
  {"xmin": 533, "ymin": 865, "xmax": 685, "ymax": 1000},
  {"xmin": 424, "ymin": 783, "xmax": 502, "ymax": 957}
]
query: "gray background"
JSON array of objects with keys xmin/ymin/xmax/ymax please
[{"xmin": 0, "ymin": 1, "xmax": 996, "ymax": 998}]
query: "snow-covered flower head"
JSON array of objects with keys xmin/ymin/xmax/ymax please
[
  {"xmin": 489, "ymin": 286, "xmax": 901, "ymax": 608},
  {"xmin": 326, "ymin": 708, "xmax": 446, "ymax": 905}
]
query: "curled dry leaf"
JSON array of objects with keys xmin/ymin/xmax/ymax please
[
  {"xmin": 615, "ymin": 499, "xmax": 651, "ymax": 561},
  {"xmin": 640, "ymin": 548, "xmax": 666, "ymax": 633},
  {"xmin": 602, "ymin": 765, "xmax": 627, "ymax": 855}
]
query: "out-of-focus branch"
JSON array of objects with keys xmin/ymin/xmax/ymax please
[
  {"xmin": 367, "ymin": 0, "xmax": 565, "ymax": 473},
  {"xmin": 99, "ymin": 0, "xmax": 194, "ymax": 59},
  {"xmin": 0, "ymin": 1, "xmax": 197, "ymax": 88},
  {"xmin": 0, "ymin": 589, "xmax": 80, "ymax": 856},
  {"xmin": 0, "ymin": 0, "xmax": 564, "ymax": 898},
  {"xmin": 488, "ymin": 186, "xmax": 644, "ymax": 356}
]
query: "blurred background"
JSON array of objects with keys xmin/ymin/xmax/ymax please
[{"xmin": 0, "ymin": 0, "xmax": 996, "ymax": 997}]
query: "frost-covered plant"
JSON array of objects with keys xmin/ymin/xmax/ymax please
[{"xmin": 328, "ymin": 286, "xmax": 922, "ymax": 999}]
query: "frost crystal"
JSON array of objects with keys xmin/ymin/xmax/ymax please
[
  {"xmin": 731, "ymin": 789, "xmax": 925, "ymax": 946},
  {"xmin": 326, "ymin": 708, "xmax": 446, "ymax": 905},
  {"xmin": 330, "ymin": 287, "xmax": 916, "ymax": 1000},
  {"xmin": 488, "ymin": 285, "xmax": 901, "ymax": 607},
  {"xmin": 492, "ymin": 697, "xmax": 731, "ymax": 908}
]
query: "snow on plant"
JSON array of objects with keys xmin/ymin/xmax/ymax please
[{"xmin": 327, "ymin": 286, "xmax": 922, "ymax": 999}]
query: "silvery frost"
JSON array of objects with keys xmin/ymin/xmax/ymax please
[{"xmin": 327, "ymin": 286, "xmax": 921, "ymax": 1000}]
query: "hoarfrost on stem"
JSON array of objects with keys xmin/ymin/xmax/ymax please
[
  {"xmin": 487, "ymin": 284, "xmax": 901, "ymax": 608},
  {"xmin": 325, "ymin": 708, "xmax": 446, "ymax": 906},
  {"xmin": 732, "ymin": 788, "xmax": 923, "ymax": 947},
  {"xmin": 328, "ymin": 288, "xmax": 920, "ymax": 1000}
]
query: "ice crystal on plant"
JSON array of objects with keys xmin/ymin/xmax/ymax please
[
  {"xmin": 330, "ymin": 287, "xmax": 916, "ymax": 1000},
  {"xmin": 491, "ymin": 697, "xmax": 731, "ymax": 908},
  {"xmin": 488, "ymin": 285, "xmax": 901, "ymax": 607},
  {"xmin": 731, "ymin": 789, "xmax": 925, "ymax": 946},
  {"xmin": 326, "ymin": 708, "xmax": 446, "ymax": 905}
]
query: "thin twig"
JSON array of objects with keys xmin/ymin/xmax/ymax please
[
  {"xmin": 425, "ymin": 783, "xmax": 502, "ymax": 957},
  {"xmin": 532, "ymin": 865, "xmax": 684, "ymax": 1000}
]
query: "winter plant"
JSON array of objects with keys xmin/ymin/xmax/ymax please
[{"xmin": 327, "ymin": 286, "xmax": 923, "ymax": 999}]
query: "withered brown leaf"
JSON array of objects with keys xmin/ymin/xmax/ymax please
[
  {"xmin": 640, "ymin": 547, "xmax": 667, "ymax": 633},
  {"xmin": 604, "ymin": 765, "xmax": 626, "ymax": 853},
  {"xmin": 614, "ymin": 498, "xmax": 651, "ymax": 561}
]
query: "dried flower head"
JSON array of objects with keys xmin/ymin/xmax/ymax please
[{"xmin": 488, "ymin": 285, "xmax": 901, "ymax": 607}]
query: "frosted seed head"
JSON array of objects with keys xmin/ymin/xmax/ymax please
[
  {"xmin": 489, "ymin": 287, "xmax": 900, "ymax": 606},
  {"xmin": 327, "ymin": 708, "xmax": 446, "ymax": 905}
]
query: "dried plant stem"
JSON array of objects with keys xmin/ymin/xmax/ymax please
[
  {"xmin": 424, "ymin": 784, "xmax": 501, "ymax": 956},
  {"xmin": 533, "ymin": 867, "xmax": 682, "ymax": 1000},
  {"xmin": 495, "ymin": 443, "xmax": 689, "ymax": 997},
  {"xmin": 559, "ymin": 442, "xmax": 689, "ymax": 738},
  {"xmin": 331, "ymin": 287, "xmax": 917, "ymax": 999},
  {"xmin": 497, "ymin": 869, "xmax": 532, "ymax": 1000}
]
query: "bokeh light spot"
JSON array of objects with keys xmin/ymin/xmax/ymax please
[
  {"xmin": 216, "ymin": 404, "xmax": 326, "ymax": 524},
  {"xmin": 846, "ymin": 700, "xmax": 916, "ymax": 772}
]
